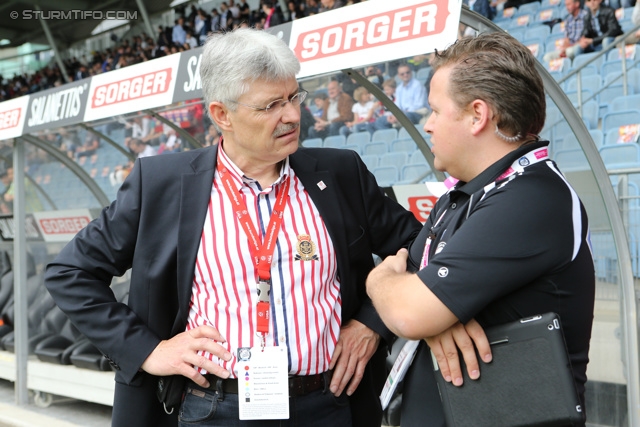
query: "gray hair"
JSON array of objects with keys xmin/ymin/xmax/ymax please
[{"xmin": 200, "ymin": 28, "xmax": 301, "ymax": 118}]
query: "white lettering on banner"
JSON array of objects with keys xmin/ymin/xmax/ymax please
[
  {"xmin": 28, "ymin": 85, "xmax": 85, "ymax": 127},
  {"xmin": 91, "ymin": 69, "xmax": 172, "ymax": 108},
  {"xmin": 0, "ymin": 108, "xmax": 21, "ymax": 130},
  {"xmin": 40, "ymin": 216, "xmax": 90, "ymax": 235},
  {"xmin": 295, "ymin": 3, "xmax": 446, "ymax": 61},
  {"xmin": 183, "ymin": 54, "xmax": 202, "ymax": 92}
]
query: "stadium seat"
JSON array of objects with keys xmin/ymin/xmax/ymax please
[
  {"xmin": 578, "ymin": 99, "xmax": 600, "ymax": 130},
  {"xmin": 525, "ymin": 24, "xmax": 551, "ymax": 41},
  {"xmin": 400, "ymin": 164, "xmax": 431, "ymax": 183},
  {"xmin": 360, "ymin": 154, "xmax": 379, "ymax": 170},
  {"xmin": 346, "ymin": 131, "xmax": 370, "ymax": 148},
  {"xmin": 604, "ymin": 68, "xmax": 640, "ymax": 95},
  {"xmin": 601, "ymin": 59, "xmax": 624, "ymax": 79},
  {"xmin": 609, "ymin": 94, "xmax": 640, "ymax": 113},
  {"xmin": 565, "ymin": 74, "xmax": 602, "ymax": 94},
  {"xmin": 535, "ymin": 6, "xmax": 560, "ymax": 23},
  {"xmin": 379, "ymin": 152, "xmax": 409, "ymax": 170},
  {"xmin": 363, "ymin": 141, "xmax": 389, "ymax": 156},
  {"xmin": 518, "ymin": 1, "xmax": 542, "ymax": 14},
  {"xmin": 553, "ymin": 148, "xmax": 590, "ymax": 171},
  {"xmin": 509, "ymin": 27, "xmax": 527, "ymax": 42},
  {"xmin": 409, "ymin": 149, "xmax": 429, "ymax": 165},
  {"xmin": 372, "ymin": 166, "xmax": 398, "ymax": 187},
  {"xmin": 390, "ymin": 138, "xmax": 418, "ymax": 153},
  {"xmin": 572, "ymin": 51, "xmax": 605, "ymax": 71},
  {"xmin": 323, "ymin": 135, "xmax": 346, "ymax": 148},
  {"xmin": 599, "ymin": 144, "xmax": 640, "ymax": 169},
  {"xmin": 302, "ymin": 138, "xmax": 323, "ymax": 148},
  {"xmin": 601, "ymin": 109, "xmax": 640, "ymax": 131},
  {"xmin": 371, "ymin": 128, "xmax": 398, "ymax": 144}
]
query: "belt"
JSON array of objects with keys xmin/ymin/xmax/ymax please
[{"xmin": 203, "ymin": 373, "xmax": 326, "ymax": 398}]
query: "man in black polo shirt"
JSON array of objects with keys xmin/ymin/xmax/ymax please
[{"xmin": 367, "ymin": 32, "xmax": 595, "ymax": 426}]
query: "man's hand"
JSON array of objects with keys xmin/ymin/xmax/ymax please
[
  {"xmin": 141, "ymin": 325, "xmax": 233, "ymax": 388},
  {"xmin": 329, "ymin": 320, "xmax": 380, "ymax": 397},
  {"xmin": 578, "ymin": 36, "xmax": 592, "ymax": 49},
  {"xmin": 426, "ymin": 319, "xmax": 492, "ymax": 387}
]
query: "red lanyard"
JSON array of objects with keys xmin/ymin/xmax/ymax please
[{"xmin": 217, "ymin": 157, "xmax": 290, "ymax": 341}]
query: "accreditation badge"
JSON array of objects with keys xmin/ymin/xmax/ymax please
[
  {"xmin": 238, "ymin": 346, "xmax": 289, "ymax": 420},
  {"xmin": 294, "ymin": 234, "xmax": 319, "ymax": 261}
]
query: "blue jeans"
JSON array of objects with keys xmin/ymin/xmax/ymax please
[{"xmin": 178, "ymin": 377, "xmax": 352, "ymax": 426}]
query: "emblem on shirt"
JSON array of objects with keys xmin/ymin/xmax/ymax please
[
  {"xmin": 238, "ymin": 347, "xmax": 252, "ymax": 361},
  {"xmin": 295, "ymin": 234, "xmax": 319, "ymax": 261},
  {"xmin": 518, "ymin": 156, "xmax": 530, "ymax": 166},
  {"xmin": 435, "ymin": 241, "xmax": 446, "ymax": 254}
]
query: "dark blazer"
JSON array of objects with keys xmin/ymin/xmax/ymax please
[
  {"xmin": 582, "ymin": 5, "xmax": 623, "ymax": 47},
  {"xmin": 45, "ymin": 145, "xmax": 421, "ymax": 427}
]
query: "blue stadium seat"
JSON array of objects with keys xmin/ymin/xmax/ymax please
[
  {"xmin": 346, "ymin": 131, "xmax": 370, "ymax": 148},
  {"xmin": 371, "ymin": 128, "xmax": 398, "ymax": 144},
  {"xmin": 400, "ymin": 164, "xmax": 431, "ymax": 184},
  {"xmin": 360, "ymin": 154, "xmax": 379, "ymax": 170},
  {"xmin": 553, "ymin": 148, "xmax": 590, "ymax": 171},
  {"xmin": 363, "ymin": 141, "xmax": 389, "ymax": 156},
  {"xmin": 589, "ymin": 129, "xmax": 604, "ymax": 148},
  {"xmin": 409, "ymin": 149, "xmax": 428, "ymax": 165},
  {"xmin": 602, "ymin": 109, "xmax": 640, "ymax": 131},
  {"xmin": 379, "ymin": 152, "xmax": 409, "ymax": 170},
  {"xmin": 599, "ymin": 144, "xmax": 640, "ymax": 169},
  {"xmin": 565, "ymin": 74, "xmax": 602, "ymax": 94},
  {"xmin": 391, "ymin": 138, "xmax": 418, "ymax": 153},
  {"xmin": 372, "ymin": 166, "xmax": 398, "ymax": 187},
  {"xmin": 522, "ymin": 38, "xmax": 546, "ymax": 60},
  {"xmin": 302, "ymin": 138, "xmax": 322, "ymax": 148},
  {"xmin": 609, "ymin": 94, "xmax": 640, "ymax": 113},
  {"xmin": 578, "ymin": 99, "xmax": 600, "ymax": 130},
  {"xmin": 525, "ymin": 24, "xmax": 551, "ymax": 41},
  {"xmin": 323, "ymin": 135, "xmax": 346, "ymax": 148},
  {"xmin": 508, "ymin": 27, "xmax": 527, "ymax": 42},
  {"xmin": 534, "ymin": 6, "xmax": 560, "ymax": 23},
  {"xmin": 604, "ymin": 68, "xmax": 640, "ymax": 95},
  {"xmin": 572, "ymin": 51, "xmax": 605, "ymax": 71},
  {"xmin": 518, "ymin": 1, "xmax": 542, "ymax": 14}
]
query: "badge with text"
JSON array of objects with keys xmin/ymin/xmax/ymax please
[
  {"xmin": 238, "ymin": 346, "xmax": 289, "ymax": 420},
  {"xmin": 294, "ymin": 234, "xmax": 319, "ymax": 261}
]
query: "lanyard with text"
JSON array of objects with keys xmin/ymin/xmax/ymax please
[
  {"xmin": 217, "ymin": 158, "xmax": 290, "ymax": 348},
  {"xmin": 420, "ymin": 146, "xmax": 549, "ymax": 268}
]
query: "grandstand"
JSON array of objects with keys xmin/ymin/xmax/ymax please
[{"xmin": 0, "ymin": 2, "xmax": 638, "ymax": 427}]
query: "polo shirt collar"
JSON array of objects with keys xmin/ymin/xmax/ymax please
[{"xmin": 455, "ymin": 139, "xmax": 550, "ymax": 195}]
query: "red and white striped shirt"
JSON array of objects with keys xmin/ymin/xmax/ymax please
[{"xmin": 186, "ymin": 146, "xmax": 342, "ymax": 378}]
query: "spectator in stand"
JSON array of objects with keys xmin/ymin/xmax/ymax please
[
  {"xmin": 306, "ymin": 0, "xmax": 320, "ymax": 15},
  {"xmin": 128, "ymin": 138, "xmax": 157, "ymax": 158},
  {"xmin": 370, "ymin": 64, "xmax": 427, "ymax": 131},
  {"xmin": 185, "ymin": 30, "xmax": 199, "ymax": 49},
  {"xmin": 543, "ymin": 0, "xmax": 590, "ymax": 63},
  {"xmin": 340, "ymin": 86, "xmax": 375, "ymax": 137},
  {"xmin": 629, "ymin": 0, "xmax": 640, "ymax": 44},
  {"xmin": 262, "ymin": 1, "xmax": 284, "ymax": 28},
  {"xmin": 365, "ymin": 65, "xmax": 385, "ymax": 89},
  {"xmin": 75, "ymin": 134, "xmax": 100, "ymax": 160},
  {"xmin": 311, "ymin": 92, "xmax": 328, "ymax": 121},
  {"xmin": 319, "ymin": 0, "xmax": 344, "ymax": 12},
  {"xmin": 204, "ymin": 124, "xmax": 220, "ymax": 146},
  {"xmin": 579, "ymin": 0, "xmax": 623, "ymax": 53},
  {"xmin": 307, "ymin": 79, "xmax": 354, "ymax": 139},
  {"xmin": 172, "ymin": 17, "xmax": 187, "ymax": 47},
  {"xmin": 219, "ymin": 2, "xmax": 231, "ymax": 29},
  {"xmin": 211, "ymin": 8, "xmax": 222, "ymax": 32},
  {"xmin": 366, "ymin": 78, "xmax": 396, "ymax": 134},
  {"xmin": 228, "ymin": 0, "xmax": 241, "ymax": 26},
  {"xmin": 238, "ymin": 0, "xmax": 251, "ymax": 23}
]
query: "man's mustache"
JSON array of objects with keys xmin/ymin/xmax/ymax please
[{"xmin": 273, "ymin": 123, "xmax": 299, "ymax": 137}]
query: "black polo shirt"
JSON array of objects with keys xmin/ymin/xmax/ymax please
[{"xmin": 402, "ymin": 140, "xmax": 595, "ymax": 426}]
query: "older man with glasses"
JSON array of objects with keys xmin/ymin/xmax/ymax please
[{"xmin": 45, "ymin": 27, "xmax": 422, "ymax": 427}]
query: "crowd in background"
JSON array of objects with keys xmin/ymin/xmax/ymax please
[{"xmin": 0, "ymin": 0, "xmax": 357, "ymax": 102}]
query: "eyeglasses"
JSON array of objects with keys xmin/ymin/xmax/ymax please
[
  {"xmin": 399, "ymin": 71, "xmax": 412, "ymax": 76},
  {"xmin": 228, "ymin": 90, "xmax": 308, "ymax": 114}
]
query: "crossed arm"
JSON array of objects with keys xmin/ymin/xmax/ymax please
[{"xmin": 366, "ymin": 249, "xmax": 492, "ymax": 386}]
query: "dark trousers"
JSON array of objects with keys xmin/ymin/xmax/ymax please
[{"xmin": 178, "ymin": 375, "xmax": 352, "ymax": 426}]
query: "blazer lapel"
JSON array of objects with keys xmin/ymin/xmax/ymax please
[
  {"xmin": 173, "ymin": 146, "xmax": 217, "ymax": 334},
  {"xmin": 289, "ymin": 150, "xmax": 348, "ymax": 279}
]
